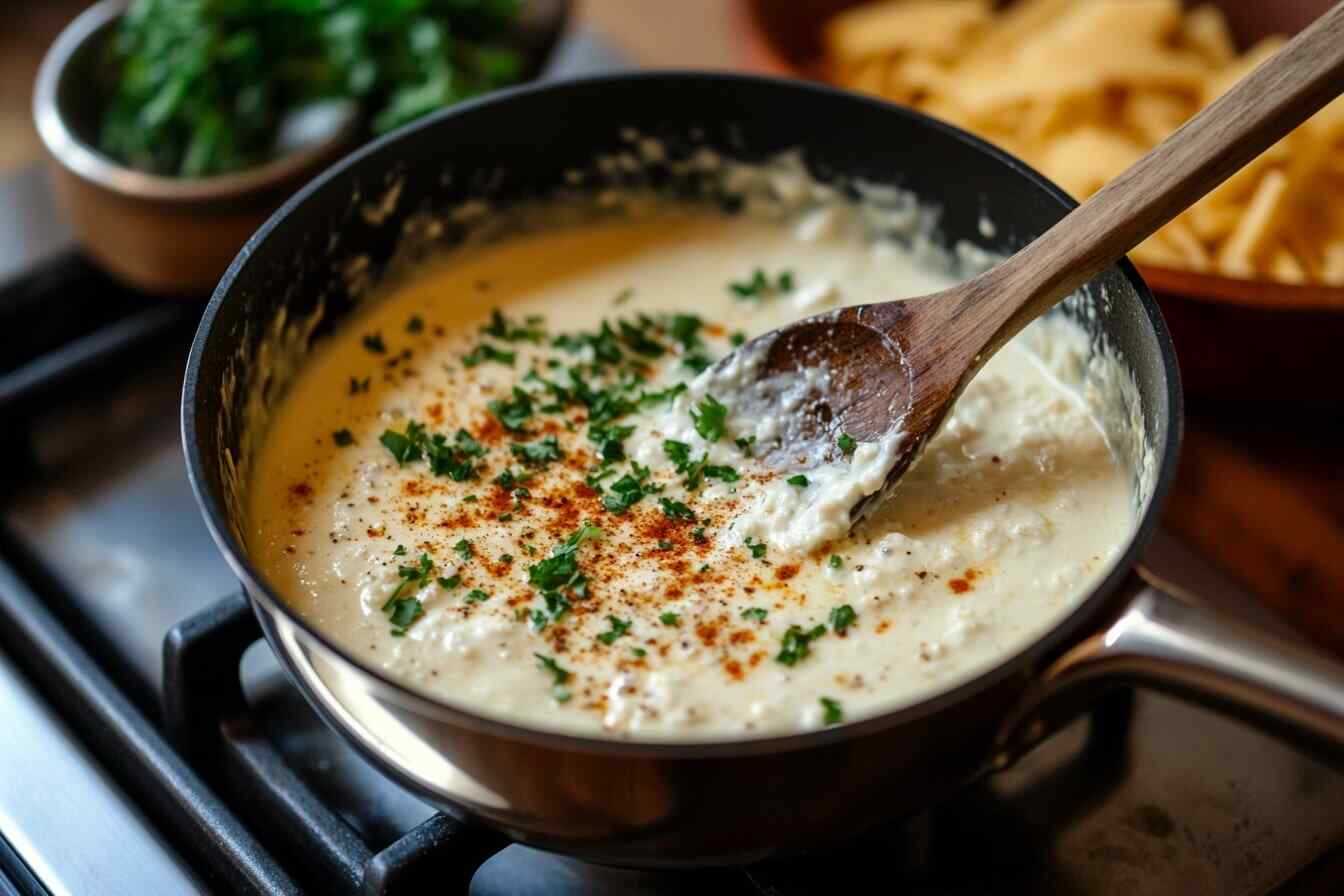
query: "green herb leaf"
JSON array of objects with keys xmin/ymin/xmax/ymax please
[
  {"xmin": 735, "ymin": 435, "xmax": 756, "ymax": 455},
  {"xmin": 745, "ymin": 536, "xmax": 767, "ymax": 559},
  {"xmin": 837, "ymin": 433, "xmax": 857, "ymax": 455},
  {"xmin": 597, "ymin": 615, "xmax": 631, "ymax": 645},
  {"xmin": 380, "ymin": 421, "xmax": 426, "ymax": 465},
  {"xmin": 658, "ymin": 497, "xmax": 695, "ymax": 520},
  {"xmin": 465, "ymin": 589, "xmax": 490, "ymax": 603},
  {"xmin": 454, "ymin": 539, "xmax": 474, "ymax": 562},
  {"xmin": 462, "ymin": 342, "xmax": 516, "ymax": 368},
  {"xmin": 488, "ymin": 387, "xmax": 534, "ymax": 431},
  {"xmin": 787, "ymin": 474, "xmax": 809, "ymax": 487},
  {"xmin": 776, "ymin": 624, "xmax": 826, "ymax": 665},
  {"xmin": 820, "ymin": 697, "xmax": 843, "ymax": 725},
  {"xmin": 511, "ymin": 435, "xmax": 563, "ymax": 465},
  {"xmin": 437, "ymin": 575, "xmax": 461, "ymax": 589},
  {"xmin": 690, "ymin": 394, "xmax": 728, "ymax": 442},
  {"xmin": 659, "ymin": 612, "xmax": 681, "ymax": 627},
  {"xmin": 829, "ymin": 604, "xmax": 857, "ymax": 633},
  {"xmin": 481, "ymin": 309, "xmax": 544, "ymax": 343},
  {"xmin": 632, "ymin": 647, "xmax": 647, "ymax": 658},
  {"xmin": 741, "ymin": 607, "xmax": 768, "ymax": 622},
  {"xmin": 828, "ymin": 555, "xmax": 843, "ymax": 570}
]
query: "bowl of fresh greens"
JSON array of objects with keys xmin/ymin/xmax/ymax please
[{"xmin": 34, "ymin": 0, "xmax": 567, "ymax": 295}]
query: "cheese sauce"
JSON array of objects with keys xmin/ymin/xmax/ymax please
[{"xmin": 247, "ymin": 204, "xmax": 1132, "ymax": 740}]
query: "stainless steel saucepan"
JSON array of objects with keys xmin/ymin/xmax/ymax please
[{"xmin": 183, "ymin": 72, "xmax": 1344, "ymax": 868}]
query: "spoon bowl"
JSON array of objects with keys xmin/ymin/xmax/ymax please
[{"xmin": 734, "ymin": 2, "xmax": 1344, "ymax": 524}]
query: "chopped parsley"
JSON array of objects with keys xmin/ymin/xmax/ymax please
[
  {"xmin": 820, "ymin": 697, "xmax": 843, "ymax": 725},
  {"xmin": 527, "ymin": 522, "xmax": 604, "ymax": 628},
  {"xmin": 632, "ymin": 647, "xmax": 647, "ymax": 658},
  {"xmin": 494, "ymin": 468, "xmax": 534, "ymax": 491},
  {"xmin": 787, "ymin": 474, "xmax": 809, "ymax": 487},
  {"xmin": 534, "ymin": 653, "xmax": 572, "ymax": 702},
  {"xmin": 362, "ymin": 332, "xmax": 387, "ymax": 354},
  {"xmin": 511, "ymin": 435, "xmax": 563, "ymax": 465},
  {"xmin": 380, "ymin": 421, "xmax": 427, "ymax": 465},
  {"xmin": 481, "ymin": 309, "xmax": 544, "ymax": 343},
  {"xmin": 659, "ymin": 612, "xmax": 681, "ymax": 627},
  {"xmin": 728, "ymin": 268, "xmax": 794, "ymax": 300},
  {"xmin": 488, "ymin": 387, "xmax": 534, "ymax": 431},
  {"xmin": 553, "ymin": 320, "xmax": 623, "ymax": 365},
  {"xmin": 601, "ymin": 465, "xmax": 660, "ymax": 514},
  {"xmin": 597, "ymin": 615, "xmax": 631, "ymax": 645},
  {"xmin": 462, "ymin": 342, "xmax": 516, "ymax": 368},
  {"xmin": 618, "ymin": 319, "xmax": 665, "ymax": 357},
  {"xmin": 691, "ymin": 526, "xmax": 706, "ymax": 542},
  {"xmin": 745, "ymin": 536, "xmax": 767, "ymax": 559},
  {"xmin": 636, "ymin": 382, "xmax": 687, "ymax": 409},
  {"xmin": 664, "ymin": 440, "xmax": 736, "ymax": 490},
  {"xmin": 690, "ymin": 394, "xmax": 728, "ymax": 442},
  {"xmin": 667, "ymin": 313, "xmax": 703, "ymax": 348},
  {"xmin": 658, "ymin": 498, "xmax": 695, "ymax": 521},
  {"xmin": 332, "ymin": 429, "xmax": 355, "ymax": 446},
  {"xmin": 465, "ymin": 589, "xmax": 490, "ymax": 603},
  {"xmin": 406, "ymin": 315, "xmax": 424, "ymax": 333},
  {"xmin": 730, "ymin": 331, "xmax": 746, "ymax": 347},
  {"xmin": 454, "ymin": 539, "xmax": 474, "ymax": 561},
  {"xmin": 837, "ymin": 433, "xmax": 857, "ymax": 455},
  {"xmin": 735, "ymin": 435, "xmax": 756, "ymax": 456},
  {"xmin": 829, "ymin": 604, "xmax": 857, "ymax": 633},
  {"xmin": 437, "ymin": 575, "xmax": 461, "ymax": 589},
  {"xmin": 681, "ymin": 353, "xmax": 713, "ymax": 374},
  {"xmin": 828, "ymin": 554, "xmax": 843, "ymax": 570},
  {"xmin": 383, "ymin": 552, "xmax": 433, "ymax": 636},
  {"xmin": 776, "ymin": 624, "xmax": 826, "ymax": 665},
  {"xmin": 393, "ymin": 545, "xmax": 407, "ymax": 556},
  {"xmin": 589, "ymin": 422, "xmax": 635, "ymax": 462},
  {"xmin": 741, "ymin": 607, "xmax": 768, "ymax": 622}
]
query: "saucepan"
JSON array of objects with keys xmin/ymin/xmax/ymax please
[{"xmin": 182, "ymin": 73, "xmax": 1344, "ymax": 867}]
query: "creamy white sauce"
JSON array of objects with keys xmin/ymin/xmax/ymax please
[{"xmin": 246, "ymin": 203, "xmax": 1132, "ymax": 742}]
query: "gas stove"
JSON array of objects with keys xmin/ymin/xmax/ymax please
[{"xmin": 1, "ymin": 29, "xmax": 1342, "ymax": 896}]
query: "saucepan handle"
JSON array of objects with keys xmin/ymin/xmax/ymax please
[{"xmin": 995, "ymin": 573, "xmax": 1344, "ymax": 770}]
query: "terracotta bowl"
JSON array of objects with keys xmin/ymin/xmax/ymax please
[{"xmin": 734, "ymin": 0, "xmax": 1344, "ymax": 401}]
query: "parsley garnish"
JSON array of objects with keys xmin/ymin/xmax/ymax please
[
  {"xmin": 837, "ymin": 433, "xmax": 857, "ymax": 455},
  {"xmin": 659, "ymin": 498, "xmax": 695, "ymax": 521},
  {"xmin": 828, "ymin": 555, "xmax": 843, "ymax": 570},
  {"xmin": 681, "ymin": 353, "xmax": 713, "ymax": 373},
  {"xmin": 735, "ymin": 435, "xmax": 755, "ymax": 456},
  {"xmin": 332, "ymin": 429, "xmax": 354, "ymax": 446},
  {"xmin": 820, "ymin": 697, "xmax": 843, "ymax": 725},
  {"xmin": 618, "ymin": 319, "xmax": 665, "ymax": 357},
  {"xmin": 481, "ymin": 309, "xmax": 544, "ymax": 343},
  {"xmin": 437, "ymin": 575, "xmax": 460, "ymax": 589},
  {"xmin": 745, "ymin": 536, "xmax": 767, "ymax": 559},
  {"xmin": 393, "ymin": 545, "xmax": 407, "ymax": 556},
  {"xmin": 527, "ymin": 522, "xmax": 604, "ymax": 628},
  {"xmin": 660, "ymin": 612, "xmax": 681, "ymax": 626},
  {"xmin": 730, "ymin": 331, "xmax": 746, "ymax": 347},
  {"xmin": 691, "ymin": 526, "xmax": 706, "ymax": 542},
  {"xmin": 454, "ymin": 539, "xmax": 474, "ymax": 561},
  {"xmin": 741, "ymin": 607, "xmax": 768, "ymax": 622},
  {"xmin": 511, "ymin": 435, "xmax": 563, "ymax": 465},
  {"xmin": 829, "ymin": 604, "xmax": 857, "ymax": 633},
  {"xmin": 462, "ymin": 342, "xmax": 516, "ymax": 368},
  {"xmin": 636, "ymin": 382, "xmax": 687, "ymax": 409},
  {"xmin": 465, "ymin": 589, "xmax": 490, "ymax": 603},
  {"xmin": 597, "ymin": 615, "xmax": 631, "ymax": 645},
  {"xmin": 534, "ymin": 653, "xmax": 572, "ymax": 702},
  {"xmin": 776, "ymin": 624, "xmax": 826, "ymax": 665},
  {"xmin": 728, "ymin": 269, "xmax": 794, "ymax": 300},
  {"xmin": 632, "ymin": 647, "xmax": 647, "ymax": 658},
  {"xmin": 362, "ymin": 332, "xmax": 386, "ymax": 354},
  {"xmin": 787, "ymin": 474, "xmax": 809, "ymax": 487},
  {"xmin": 380, "ymin": 421, "xmax": 426, "ymax": 465},
  {"xmin": 690, "ymin": 394, "xmax": 728, "ymax": 442},
  {"xmin": 601, "ymin": 465, "xmax": 660, "ymax": 514},
  {"xmin": 488, "ymin": 387, "xmax": 534, "ymax": 431},
  {"xmin": 383, "ymin": 552, "xmax": 433, "ymax": 635}
]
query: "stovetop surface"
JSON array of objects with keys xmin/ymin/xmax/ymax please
[{"xmin": 0, "ymin": 27, "xmax": 1342, "ymax": 896}]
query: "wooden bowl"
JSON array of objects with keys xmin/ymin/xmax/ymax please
[{"xmin": 734, "ymin": 0, "xmax": 1344, "ymax": 401}]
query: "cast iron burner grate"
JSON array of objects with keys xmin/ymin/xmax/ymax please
[{"xmin": 161, "ymin": 595, "xmax": 1138, "ymax": 896}]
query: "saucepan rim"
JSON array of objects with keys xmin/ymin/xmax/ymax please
[{"xmin": 182, "ymin": 70, "xmax": 1183, "ymax": 759}]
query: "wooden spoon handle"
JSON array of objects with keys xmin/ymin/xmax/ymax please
[{"xmin": 979, "ymin": 0, "xmax": 1344, "ymax": 357}]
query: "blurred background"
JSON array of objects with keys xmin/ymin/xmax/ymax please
[{"xmin": 1, "ymin": 2, "xmax": 1343, "ymax": 895}]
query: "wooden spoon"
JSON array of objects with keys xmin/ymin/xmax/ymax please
[{"xmin": 733, "ymin": 1, "xmax": 1344, "ymax": 523}]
